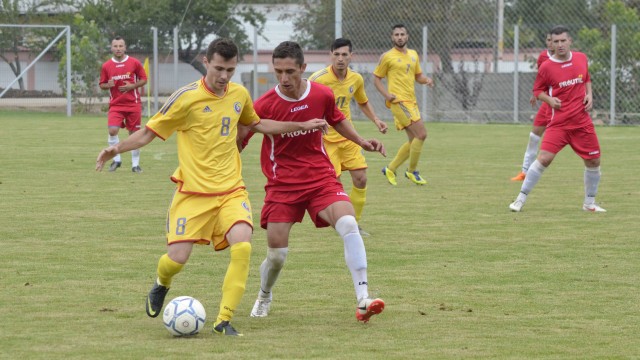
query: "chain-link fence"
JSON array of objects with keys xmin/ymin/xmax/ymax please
[
  {"xmin": 336, "ymin": 0, "xmax": 640, "ymax": 125},
  {"xmin": 1, "ymin": 0, "xmax": 639, "ymax": 124}
]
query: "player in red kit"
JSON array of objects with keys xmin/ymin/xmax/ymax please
[
  {"xmin": 244, "ymin": 41, "xmax": 387, "ymax": 323},
  {"xmin": 511, "ymin": 31, "xmax": 554, "ymax": 181},
  {"xmin": 509, "ymin": 25, "xmax": 605, "ymax": 213},
  {"xmin": 99, "ymin": 36, "xmax": 148, "ymax": 173}
]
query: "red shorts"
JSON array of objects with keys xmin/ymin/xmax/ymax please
[
  {"xmin": 540, "ymin": 122, "xmax": 601, "ymax": 159},
  {"xmin": 108, "ymin": 109, "xmax": 142, "ymax": 132},
  {"xmin": 533, "ymin": 102, "xmax": 551, "ymax": 127},
  {"xmin": 260, "ymin": 179, "xmax": 350, "ymax": 229}
]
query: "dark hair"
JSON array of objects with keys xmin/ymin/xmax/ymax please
[
  {"xmin": 273, "ymin": 41, "xmax": 304, "ymax": 65},
  {"xmin": 550, "ymin": 25, "xmax": 570, "ymax": 36},
  {"xmin": 392, "ymin": 24, "xmax": 406, "ymax": 32},
  {"xmin": 206, "ymin": 38, "xmax": 238, "ymax": 61},
  {"xmin": 331, "ymin": 38, "xmax": 352, "ymax": 52},
  {"xmin": 112, "ymin": 36, "xmax": 125, "ymax": 44}
]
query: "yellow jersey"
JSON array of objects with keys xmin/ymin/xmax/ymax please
[
  {"xmin": 146, "ymin": 78, "xmax": 260, "ymax": 195},
  {"xmin": 373, "ymin": 48, "xmax": 422, "ymax": 103},
  {"xmin": 309, "ymin": 66, "xmax": 368, "ymax": 143}
]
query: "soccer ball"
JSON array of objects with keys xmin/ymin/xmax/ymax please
[{"xmin": 162, "ymin": 296, "xmax": 206, "ymax": 336}]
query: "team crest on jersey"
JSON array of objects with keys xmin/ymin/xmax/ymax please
[
  {"xmin": 411, "ymin": 57, "xmax": 416, "ymax": 62},
  {"xmin": 349, "ymin": 85, "xmax": 354, "ymax": 94},
  {"xmin": 234, "ymin": 102, "xmax": 242, "ymax": 114}
]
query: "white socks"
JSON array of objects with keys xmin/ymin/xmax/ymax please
[
  {"xmin": 521, "ymin": 159, "xmax": 546, "ymax": 195},
  {"xmin": 108, "ymin": 135, "xmax": 121, "ymax": 162},
  {"xmin": 131, "ymin": 149, "xmax": 140, "ymax": 167},
  {"xmin": 522, "ymin": 132, "xmax": 541, "ymax": 172},
  {"xmin": 335, "ymin": 215, "xmax": 369, "ymax": 300},
  {"xmin": 584, "ymin": 166, "xmax": 601, "ymax": 205},
  {"xmin": 258, "ymin": 247, "xmax": 288, "ymax": 297}
]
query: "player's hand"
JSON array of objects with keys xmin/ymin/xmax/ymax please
[
  {"xmin": 425, "ymin": 77, "xmax": 435, "ymax": 88},
  {"xmin": 300, "ymin": 119, "xmax": 329, "ymax": 134},
  {"xmin": 529, "ymin": 95, "xmax": 537, "ymax": 108},
  {"xmin": 375, "ymin": 119, "xmax": 388, "ymax": 134},
  {"xmin": 360, "ymin": 139, "xmax": 386, "ymax": 157},
  {"xmin": 118, "ymin": 81, "xmax": 133, "ymax": 93},
  {"xmin": 583, "ymin": 94, "xmax": 593, "ymax": 111},
  {"xmin": 385, "ymin": 93, "xmax": 397, "ymax": 103},
  {"xmin": 96, "ymin": 147, "xmax": 118, "ymax": 171},
  {"xmin": 107, "ymin": 79, "xmax": 115, "ymax": 88},
  {"xmin": 550, "ymin": 97, "xmax": 562, "ymax": 109}
]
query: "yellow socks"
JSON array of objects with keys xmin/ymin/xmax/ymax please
[
  {"xmin": 389, "ymin": 141, "xmax": 411, "ymax": 171},
  {"xmin": 408, "ymin": 138, "xmax": 425, "ymax": 172},
  {"xmin": 349, "ymin": 186, "xmax": 367, "ymax": 222},
  {"xmin": 157, "ymin": 253, "xmax": 184, "ymax": 288},
  {"xmin": 217, "ymin": 242, "xmax": 252, "ymax": 323}
]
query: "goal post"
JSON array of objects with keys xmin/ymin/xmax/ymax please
[{"xmin": 0, "ymin": 24, "xmax": 71, "ymax": 116}]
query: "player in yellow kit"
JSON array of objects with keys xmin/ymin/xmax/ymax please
[
  {"xmin": 374, "ymin": 24, "xmax": 434, "ymax": 186},
  {"xmin": 95, "ymin": 38, "xmax": 327, "ymax": 336},
  {"xmin": 310, "ymin": 38, "xmax": 387, "ymax": 236}
]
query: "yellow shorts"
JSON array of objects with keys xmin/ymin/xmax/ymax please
[
  {"xmin": 389, "ymin": 101, "xmax": 421, "ymax": 130},
  {"xmin": 166, "ymin": 188, "xmax": 253, "ymax": 251},
  {"xmin": 324, "ymin": 140, "xmax": 367, "ymax": 177}
]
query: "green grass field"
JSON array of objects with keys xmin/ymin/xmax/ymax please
[{"xmin": 1, "ymin": 110, "xmax": 639, "ymax": 359}]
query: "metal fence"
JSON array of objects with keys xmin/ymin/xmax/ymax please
[
  {"xmin": 337, "ymin": 0, "xmax": 640, "ymax": 125},
  {"xmin": 1, "ymin": 0, "xmax": 639, "ymax": 125}
]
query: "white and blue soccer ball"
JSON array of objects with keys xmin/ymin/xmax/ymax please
[{"xmin": 162, "ymin": 296, "xmax": 206, "ymax": 336}]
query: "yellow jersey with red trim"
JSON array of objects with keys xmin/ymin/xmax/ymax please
[
  {"xmin": 309, "ymin": 66, "xmax": 368, "ymax": 143},
  {"xmin": 373, "ymin": 47, "xmax": 423, "ymax": 103},
  {"xmin": 146, "ymin": 78, "xmax": 260, "ymax": 195}
]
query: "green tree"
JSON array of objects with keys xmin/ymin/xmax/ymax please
[
  {"xmin": 504, "ymin": 0, "xmax": 597, "ymax": 46},
  {"xmin": 573, "ymin": 0, "xmax": 640, "ymax": 119},
  {"xmin": 78, "ymin": 0, "xmax": 266, "ymax": 75},
  {"xmin": 57, "ymin": 14, "xmax": 105, "ymax": 112},
  {"xmin": 0, "ymin": 0, "xmax": 72, "ymax": 90},
  {"xmin": 290, "ymin": 0, "xmax": 335, "ymax": 49}
]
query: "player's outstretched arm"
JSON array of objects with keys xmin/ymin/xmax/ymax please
[
  {"xmin": 358, "ymin": 102, "xmax": 388, "ymax": 134},
  {"xmin": 373, "ymin": 76, "xmax": 395, "ymax": 103},
  {"xmin": 252, "ymin": 119, "xmax": 328, "ymax": 135},
  {"xmin": 333, "ymin": 120, "xmax": 386, "ymax": 157},
  {"xmin": 416, "ymin": 73, "xmax": 434, "ymax": 87},
  {"xmin": 96, "ymin": 127, "xmax": 157, "ymax": 171}
]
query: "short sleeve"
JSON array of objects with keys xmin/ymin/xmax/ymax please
[
  {"xmin": 373, "ymin": 53, "xmax": 388, "ymax": 78},
  {"xmin": 353, "ymin": 74, "xmax": 368, "ymax": 104},
  {"xmin": 145, "ymin": 90, "xmax": 188, "ymax": 140}
]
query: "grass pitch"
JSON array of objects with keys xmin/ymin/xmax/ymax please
[{"xmin": 1, "ymin": 110, "xmax": 639, "ymax": 359}]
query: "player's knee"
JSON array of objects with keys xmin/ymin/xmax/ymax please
[
  {"xmin": 266, "ymin": 247, "xmax": 288, "ymax": 268},
  {"xmin": 353, "ymin": 176, "xmax": 367, "ymax": 188},
  {"xmin": 335, "ymin": 215, "xmax": 358, "ymax": 238},
  {"xmin": 585, "ymin": 158, "xmax": 600, "ymax": 168}
]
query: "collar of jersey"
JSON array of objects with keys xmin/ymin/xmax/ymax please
[
  {"xmin": 275, "ymin": 79, "xmax": 311, "ymax": 102},
  {"xmin": 549, "ymin": 51, "xmax": 573, "ymax": 63},
  {"xmin": 201, "ymin": 77, "xmax": 228, "ymax": 98}
]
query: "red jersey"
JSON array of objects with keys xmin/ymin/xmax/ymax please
[
  {"xmin": 100, "ymin": 55, "xmax": 147, "ymax": 111},
  {"xmin": 533, "ymin": 51, "xmax": 591, "ymax": 129},
  {"xmin": 537, "ymin": 49, "xmax": 552, "ymax": 69},
  {"xmin": 253, "ymin": 80, "xmax": 346, "ymax": 191}
]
